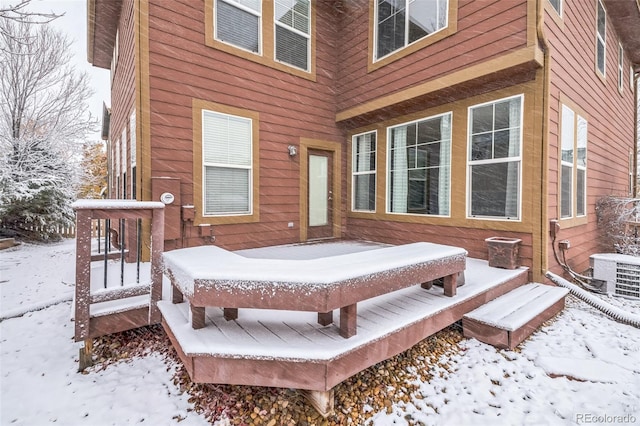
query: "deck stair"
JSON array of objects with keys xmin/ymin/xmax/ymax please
[{"xmin": 462, "ymin": 283, "xmax": 569, "ymax": 350}]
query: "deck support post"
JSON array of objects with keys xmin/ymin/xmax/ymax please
[
  {"xmin": 317, "ymin": 311, "xmax": 333, "ymax": 326},
  {"xmin": 443, "ymin": 273, "xmax": 458, "ymax": 297},
  {"xmin": 300, "ymin": 389, "xmax": 335, "ymax": 418},
  {"xmin": 78, "ymin": 339, "xmax": 93, "ymax": 372},
  {"xmin": 339, "ymin": 304, "xmax": 357, "ymax": 338},
  {"xmin": 421, "ymin": 281, "xmax": 433, "ymax": 290},
  {"xmin": 171, "ymin": 285, "xmax": 184, "ymax": 304},
  {"xmin": 223, "ymin": 308, "xmax": 238, "ymax": 321},
  {"xmin": 190, "ymin": 305, "xmax": 205, "ymax": 329}
]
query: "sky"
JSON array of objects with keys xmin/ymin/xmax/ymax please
[{"xmin": 23, "ymin": 0, "xmax": 111, "ymax": 142}]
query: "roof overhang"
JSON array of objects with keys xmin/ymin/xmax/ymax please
[
  {"xmin": 602, "ymin": 0, "xmax": 640, "ymax": 71},
  {"xmin": 87, "ymin": 0, "xmax": 123, "ymax": 69}
]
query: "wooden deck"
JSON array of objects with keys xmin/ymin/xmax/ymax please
[{"xmin": 158, "ymin": 256, "xmax": 528, "ymax": 392}]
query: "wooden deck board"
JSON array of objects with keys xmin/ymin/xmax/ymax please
[{"xmin": 159, "ymin": 259, "xmax": 528, "ymax": 367}]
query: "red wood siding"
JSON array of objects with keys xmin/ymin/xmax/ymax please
[
  {"xmin": 109, "ymin": 0, "xmax": 136, "ymax": 199},
  {"xmin": 544, "ymin": 0, "xmax": 637, "ymax": 275},
  {"xmin": 146, "ymin": 0, "xmax": 343, "ymax": 250},
  {"xmin": 336, "ymin": 0, "xmax": 530, "ymax": 114}
]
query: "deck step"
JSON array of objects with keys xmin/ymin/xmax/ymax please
[{"xmin": 462, "ymin": 283, "xmax": 569, "ymax": 350}]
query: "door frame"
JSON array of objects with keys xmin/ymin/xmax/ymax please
[{"xmin": 300, "ymin": 138, "xmax": 342, "ymax": 241}]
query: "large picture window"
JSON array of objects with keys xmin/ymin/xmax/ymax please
[
  {"xmin": 352, "ymin": 131, "xmax": 376, "ymax": 212},
  {"xmin": 202, "ymin": 110, "xmax": 253, "ymax": 215},
  {"xmin": 275, "ymin": 0, "xmax": 310, "ymax": 70},
  {"xmin": 215, "ymin": 0, "xmax": 261, "ymax": 53},
  {"xmin": 388, "ymin": 113, "xmax": 451, "ymax": 216},
  {"xmin": 375, "ymin": 0, "xmax": 449, "ymax": 60},
  {"xmin": 468, "ymin": 95, "xmax": 522, "ymax": 220},
  {"xmin": 560, "ymin": 104, "xmax": 587, "ymax": 219}
]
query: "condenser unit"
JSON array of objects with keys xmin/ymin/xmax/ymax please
[{"xmin": 590, "ymin": 253, "xmax": 640, "ymax": 300}]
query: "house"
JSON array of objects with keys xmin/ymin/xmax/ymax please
[{"xmin": 87, "ymin": 0, "xmax": 639, "ymax": 283}]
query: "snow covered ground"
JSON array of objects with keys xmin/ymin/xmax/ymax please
[{"xmin": 1, "ymin": 239, "xmax": 639, "ymax": 425}]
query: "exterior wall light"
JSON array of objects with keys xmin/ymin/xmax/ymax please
[{"xmin": 288, "ymin": 145, "xmax": 297, "ymax": 156}]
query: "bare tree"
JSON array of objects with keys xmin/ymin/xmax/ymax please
[
  {"xmin": 0, "ymin": 1, "xmax": 59, "ymax": 23},
  {"xmin": 0, "ymin": 16, "xmax": 97, "ymax": 239}
]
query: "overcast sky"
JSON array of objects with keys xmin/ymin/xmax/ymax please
[{"xmin": 25, "ymin": 0, "xmax": 111, "ymax": 142}]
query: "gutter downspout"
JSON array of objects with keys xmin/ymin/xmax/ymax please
[{"xmin": 536, "ymin": 0, "xmax": 552, "ymax": 279}]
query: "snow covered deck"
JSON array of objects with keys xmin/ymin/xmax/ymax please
[
  {"xmin": 158, "ymin": 241, "xmax": 529, "ymax": 395},
  {"xmin": 163, "ymin": 242, "xmax": 466, "ymax": 338}
]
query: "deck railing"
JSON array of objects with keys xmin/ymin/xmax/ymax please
[{"xmin": 71, "ymin": 200, "xmax": 165, "ymax": 360}]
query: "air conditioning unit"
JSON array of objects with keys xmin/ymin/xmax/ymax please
[{"xmin": 590, "ymin": 253, "xmax": 640, "ymax": 300}]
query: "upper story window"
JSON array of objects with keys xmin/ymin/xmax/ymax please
[
  {"xmin": 352, "ymin": 131, "xmax": 377, "ymax": 212},
  {"xmin": 560, "ymin": 103, "xmax": 587, "ymax": 220},
  {"xmin": 275, "ymin": 0, "xmax": 311, "ymax": 71},
  {"xmin": 548, "ymin": 0, "xmax": 562, "ymax": 16},
  {"xmin": 596, "ymin": 0, "xmax": 606, "ymax": 77},
  {"xmin": 388, "ymin": 112, "xmax": 452, "ymax": 216},
  {"xmin": 208, "ymin": 0, "xmax": 314, "ymax": 78},
  {"xmin": 375, "ymin": 0, "xmax": 449, "ymax": 61},
  {"xmin": 215, "ymin": 0, "xmax": 261, "ymax": 53},
  {"xmin": 468, "ymin": 95, "xmax": 522, "ymax": 220}
]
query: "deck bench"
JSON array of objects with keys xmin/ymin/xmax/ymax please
[
  {"xmin": 462, "ymin": 283, "xmax": 569, "ymax": 349},
  {"xmin": 163, "ymin": 242, "xmax": 467, "ymax": 338}
]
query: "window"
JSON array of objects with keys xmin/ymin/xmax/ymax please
[
  {"xmin": 618, "ymin": 43, "xmax": 624, "ymax": 92},
  {"xmin": 388, "ymin": 113, "xmax": 451, "ymax": 216},
  {"xmin": 560, "ymin": 104, "xmax": 587, "ymax": 219},
  {"xmin": 275, "ymin": 0, "xmax": 310, "ymax": 71},
  {"xmin": 121, "ymin": 128, "xmax": 127, "ymax": 199},
  {"xmin": 352, "ymin": 131, "xmax": 376, "ymax": 212},
  {"xmin": 130, "ymin": 110, "xmax": 137, "ymax": 199},
  {"xmin": 629, "ymin": 151, "xmax": 634, "ymax": 196},
  {"xmin": 202, "ymin": 110, "xmax": 253, "ymax": 215},
  {"xmin": 375, "ymin": 0, "xmax": 449, "ymax": 61},
  {"xmin": 215, "ymin": 0, "xmax": 261, "ymax": 53},
  {"xmin": 596, "ymin": 0, "xmax": 606, "ymax": 76},
  {"xmin": 548, "ymin": 0, "xmax": 562, "ymax": 16},
  {"xmin": 468, "ymin": 96, "xmax": 522, "ymax": 220}
]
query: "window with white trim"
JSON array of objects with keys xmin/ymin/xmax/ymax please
[
  {"xmin": 274, "ymin": 0, "xmax": 310, "ymax": 71},
  {"xmin": 560, "ymin": 104, "xmax": 587, "ymax": 219},
  {"xmin": 618, "ymin": 43, "xmax": 624, "ymax": 92},
  {"xmin": 202, "ymin": 110, "xmax": 253, "ymax": 215},
  {"xmin": 375, "ymin": 0, "xmax": 449, "ymax": 61},
  {"xmin": 388, "ymin": 112, "xmax": 452, "ymax": 216},
  {"xmin": 121, "ymin": 128, "xmax": 127, "ymax": 199},
  {"xmin": 130, "ymin": 110, "xmax": 137, "ymax": 199},
  {"xmin": 352, "ymin": 131, "xmax": 376, "ymax": 212},
  {"xmin": 468, "ymin": 95, "xmax": 522, "ymax": 220},
  {"xmin": 548, "ymin": 0, "xmax": 562, "ymax": 16},
  {"xmin": 596, "ymin": 0, "xmax": 606, "ymax": 76},
  {"xmin": 215, "ymin": 0, "xmax": 261, "ymax": 53}
]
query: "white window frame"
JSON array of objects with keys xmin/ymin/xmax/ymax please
[
  {"xmin": 618, "ymin": 43, "xmax": 624, "ymax": 93},
  {"xmin": 374, "ymin": 0, "xmax": 449, "ymax": 62},
  {"xmin": 548, "ymin": 0, "xmax": 562, "ymax": 16},
  {"xmin": 214, "ymin": 0, "xmax": 262, "ymax": 54},
  {"xmin": 351, "ymin": 131, "xmax": 377, "ymax": 212},
  {"xmin": 467, "ymin": 95, "xmax": 523, "ymax": 221},
  {"xmin": 129, "ymin": 110, "xmax": 136, "ymax": 167},
  {"xmin": 202, "ymin": 110, "xmax": 254, "ymax": 216},
  {"xmin": 386, "ymin": 112, "xmax": 452, "ymax": 217},
  {"xmin": 274, "ymin": 0, "xmax": 311, "ymax": 71},
  {"xmin": 596, "ymin": 0, "xmax": 606, "ymax": 77},
  {"xmin": 560, "ymin": 103, "xmax": 588, "ymax": 220}
]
